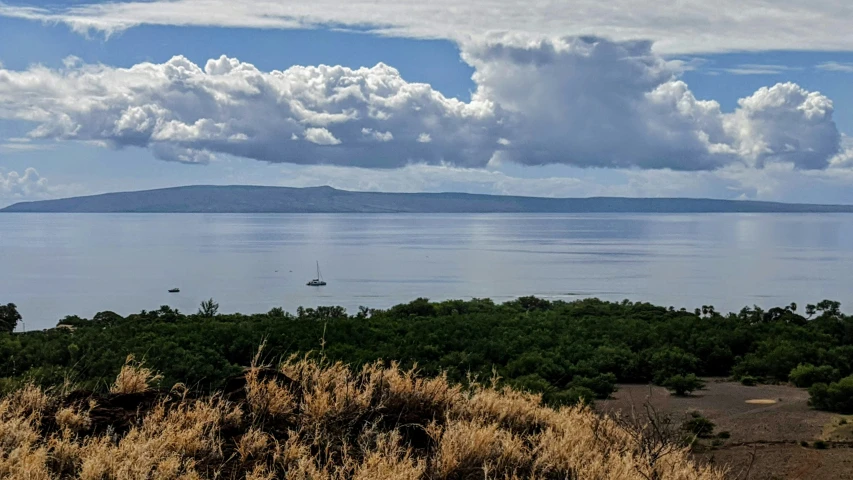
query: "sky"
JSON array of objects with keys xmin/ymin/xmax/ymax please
[{"xmin": 2, "ymin": 1, "xmax": 853, "ymax": 207}]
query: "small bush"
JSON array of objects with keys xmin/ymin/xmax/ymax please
[
  {"xmin": 545, "ymin": 386, "xmax": 596, "ymax": 407},
  {"xmin": 568, "ymin": 373, "xmax": 616, "ymax": 399},
  {"xmin": 664, "ymin": 374, "xmax": 704, "ymax": 396},
  {"xmin": 789, "ymin": 364, "xmax": 839, "ymax": 388},
  {"xmin": 800, "ymin": 440, "xmax": 809, "ymax": 447},
  {"xmin": 808, "ymin": 376, "xmax": 853, "ymax": 414},
  {"xmin": 813, "ymin": 440, "xmax": 829, "ymax": 449},
  {"xmin": 710, "ymin": 439, "xmax": 724, "ymax": 447},
  {"xmin": 682, "ymin": 411, "xmax": 715, "ymax": 438},
  {"xmin": 739, "ymin": 376, "xmax": 758, "ymax": 386},
  {"xmin": 717, "ymin": 431, "xmax": 730, "ymax": 439}
]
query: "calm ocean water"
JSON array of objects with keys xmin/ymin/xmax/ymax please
[{"xmin": 2, "ymin": 213, "xmax": 852, "ymax": 330}]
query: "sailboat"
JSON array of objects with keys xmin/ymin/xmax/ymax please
[{"xmin": 306, "ymin": 261, "xmax": 327, "ymax": 286}]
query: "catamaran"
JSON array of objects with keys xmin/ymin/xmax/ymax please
[{"xmin": 307, "ymin": 261, "xmax": 327, "ymax": 286}]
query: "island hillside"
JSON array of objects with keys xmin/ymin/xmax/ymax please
[{"xmin": 4, "ymin": 185, "xmax": 853, "ymax": 213}]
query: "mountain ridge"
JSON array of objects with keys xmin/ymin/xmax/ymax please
[{"xmin": 3, "ymin": 185, "xmax": 853, "ymax": 213}]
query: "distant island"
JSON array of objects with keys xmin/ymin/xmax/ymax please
[{"xmin": 4, "ymin": 185, "xmax": 853, "ymax": 213}]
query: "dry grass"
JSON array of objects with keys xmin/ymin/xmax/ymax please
[
  {"xmin": 0, "ymin": 356, "xmax": 727, "ymax": 480},
  {"xmin": 110, "ymin": 355, "xmax": 163, "ymax": 395}
]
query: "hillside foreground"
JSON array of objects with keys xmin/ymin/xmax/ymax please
[{"xmin": 0, "ymin": 356, "xmax": 725, "ymax": 480}]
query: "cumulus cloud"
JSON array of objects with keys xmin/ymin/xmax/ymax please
[
  {"xmin": 2, "ymin": 0, "xmax": 853, "ymax": 54},
  {"xmin": 0, "ymin": 37, "xmax": 843, "ymax": 171},
  {"xmin": 0, "ymin": 167, "xmax": 85, "ymax": 205},
  {"xmin": 304, "ymin": 127, "xmax": 342, "ymax": 146},
  {"xmin": 0, "ymin": 167, "xmax": 50, "ymax": 198},
  {"xmin": 724, "ymin": 83, "xmax": 840, "ymax": 169},
  {"xmin": 829, "ymin": 136, "xmax": 853, "ymax": 169},
  {"xmin": 463, "ymin": 37, "xmax": 733, "ymax": 170},
  {"xmin": 361, "ymin": 128, "xmax": 393, "ymax": 142},
  {"xmin": 0, "ymin": 56, "xmax": 498, "ymax": 166},
  {"xmin": 463, "ymin": 36, "xmax": 839, "ymax": 170}
]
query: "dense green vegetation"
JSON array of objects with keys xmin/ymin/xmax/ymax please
[
  {"xmin": 808, "ymin": 376, "xmax": 853, "ymax": 413},
  {"xmin": 1, "ymin": 297, "xmax": 852, "ymax": 411}
]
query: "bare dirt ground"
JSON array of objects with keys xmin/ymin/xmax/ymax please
[{"xmin": 597, "ymin": 379, "xmax": 853, "ymax": 480}]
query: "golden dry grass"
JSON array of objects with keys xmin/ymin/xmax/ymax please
[
  {"xmin": 110, "ymin": 355, "xmax": 163, "ymax": 395},
  {"xmin": 0, "ymin": 357, "xmax": 727, "ymax": 480}
]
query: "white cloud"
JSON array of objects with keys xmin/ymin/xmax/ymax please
[
  {"xmin": 463, "ymin": 37, "xmax": 729, "ymax": 170},
  {"xmin": 464, "ymin": 36, "xmax": 840, "ymax": 170},
  {"xmin": 816, "ymin": 61, "xmax": 853, "ymax": 73},
  {"xmin": 62, "ymin": 55, "xmax": 83, "ymax": 69},
  {"xmin": 361, "ymin": 128, "xmax": 393, "ymax": 142},
  {"xmin": 2, "ymin": 0, "xmax": 853, "ymax": 54},
  {"xmin": 304, "ymin": 127, "xmax": 342, "ymax": 145},
  {"xmin": 0, "ymin": 55, "xmax": 498, "ymax": 166},
  {"xmin": 723, "ymin": 83, "xmax": 840, "ymax": 169},
  {"xmin": 829, "ymin": 135, "xmax": 853, "ymax": 169},
  {"xmin": 719, "ymin": 64, "xmax": 798, "ymax": 75},
  {"xmin": 0, "ymin": 142, "xmax": 55, "ymax": 151},
  {"xmin": 0, "ymin": 167, "xmax": 83, "ymax": 204},
  {"xmin": 0, "ymin": 168, "xmax": 48, "ymax": 198},
  {"xmin": 0, "ymin": 38, "xmax": 843, "ymax": 172}
]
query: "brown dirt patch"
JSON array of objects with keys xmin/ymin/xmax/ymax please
[
  {"xmin": 597, "ymin": 379, "xmax": 853, "ymax": 479},
  {"xmin": 704, "ymin": 444, "xmax": 853, "ymax": 480}
]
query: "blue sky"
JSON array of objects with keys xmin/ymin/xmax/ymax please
[{"xmin": 2, "ymin": 0, "xmax": 853, "ymax": 206}]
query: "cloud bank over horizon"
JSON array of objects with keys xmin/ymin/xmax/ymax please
[
  {"xmin": 0, "ymin": 37, "xmax": 844, "ymax": 174},
  {"xmin": 2, "ymin": 0, "xmax": 853, "ymax": 55},
  {"xmin": 0, "ymin": 167, "xmax": 67, "ymax": 201}
]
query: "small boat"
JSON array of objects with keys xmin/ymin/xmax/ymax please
[
  {"xmin": 168, "ymin": 288, "xmax": 180, "ymax": 293},
  {"xmin": 307, "ymin": 261, "xmax": 327, "ymax": 286}
]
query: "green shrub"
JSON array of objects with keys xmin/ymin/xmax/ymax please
[
  {"xmin": 510, "ymin": 373, "xmax": 551, "ymax": 393},
  {"xmin": 664, "ymin": 374, "xmax": 705, "ymax": 396},
  {"xmin": 813, "ymin": 440, "xmax": 829, "ymax": 449},
  {"xmin": 546, "ymin": 386, "xmax": 596, "ymax": 407},
  {"xmin": 800, "ymin": 441, "xmax": 809, "ymax": 447},
  {"xmin": 739, "ymin": 375, "xmax": 758, "ymax": 386},
  {"xmin": 789, "ymin": 363, "xmax": 840, "ymax": 388},
  {"xmin": 808, "ymin": 376, "xmax": 853, "ymax": 414},
  {"xmin": 717, "ymin": 431, "xmax": 731, "ymax": 439},
  {"xmin": 649, "ymin": 347, "xmax": 700, "ymax": 384},
  {"xmin": 568, "ymin": 373, "xmax": 617, "ymax": 399},
  {"xmin": 682, "ymin": 411, "xmax": 715, "ymax": 438}
]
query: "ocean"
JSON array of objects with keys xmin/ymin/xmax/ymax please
[{"xmin": 2, "ymin": 213, "xmax": 852, "ymax": 330}]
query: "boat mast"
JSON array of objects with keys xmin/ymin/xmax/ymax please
[{"xmin": 316, "ymin": 261, "xmax": 321, "ymax": 280}]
